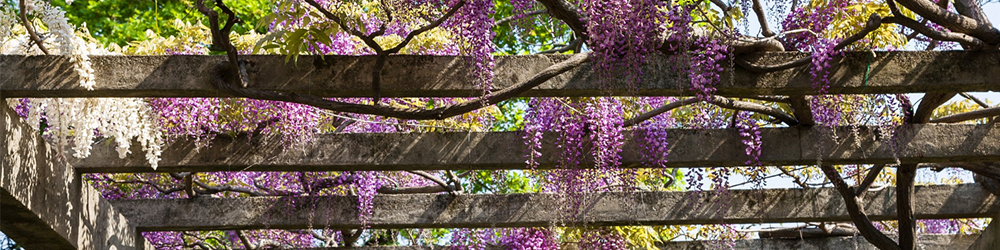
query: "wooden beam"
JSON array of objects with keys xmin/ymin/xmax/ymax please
[
  {"xmin": 3, "ymin": 51, "xmax": 999, "ymax": 98},
  {"xmin": 0, "ymin": 101, "xmax": 148, "ymax": 250},
  {"xmin": 72, "ymin": 124, "xmax": 1000, "ymax": 173},
  {"xmin": 115, "ymin": 184, "xmax": 998, "ymax": 231}
]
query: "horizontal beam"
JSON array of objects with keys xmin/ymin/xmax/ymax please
[
  {"xmin": 3, "ymin": 51, "xmax": 999, "ymax": 98},
  {"xmin": 72, "ymin": 124, "xmax": 1000, "ymax": 172},
  {"xmin": 226, "ymin": 235, "xmax": 978, "ymax": 250},
  {"xmin": 114, "ymin": 184, "xmax": 999, "ymax": 231}
]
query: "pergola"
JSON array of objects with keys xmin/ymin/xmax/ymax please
[{"xmin": 2, "ymin": 51, "xmax": 1000, "ymax": 249}]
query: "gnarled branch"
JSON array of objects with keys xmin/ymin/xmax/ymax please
[{"xmin": 820, "ymin": 164, "xmax": 901, "ymax": 250}]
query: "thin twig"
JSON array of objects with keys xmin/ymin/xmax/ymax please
[{"xmin": 960, "ymin": 92, "xmax": 991, "ymax": 108}]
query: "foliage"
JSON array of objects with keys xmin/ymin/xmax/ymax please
[{"xmin": 51, "ymin": 0, "xmax": 272, "ymax": 45}]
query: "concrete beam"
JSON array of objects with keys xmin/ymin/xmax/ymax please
[
  {"xmin": 72, "ymin": 124, "xmax": 1000, "ymax": 172},
  {"xmin": 114, "ymin": 184, "xmax": 998, "ymax": 231},
  {"xmin": 967, "ymin": 210, "xmax": 1000, "ymax": 250},
  {"xmin": 1, "ymin": 102, "xmax": 148, "ymax": 250},
  {"xmin": 184, "ymin": 235, "xmax": 976, "ymax": 250},
  {"xmin": 663, "ymin": 234, "xmax": 976, "ymax": 250},
  {"xmin": 3, "ymin": 51, "xmax": 999, "ymax": 98}
]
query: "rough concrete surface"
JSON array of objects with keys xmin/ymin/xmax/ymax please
[
  {"xmin": 1, "ymin": 101, "xmax": 147, "ymax": 250},
  {"xmin": 113, "ymin": 184, "xmax": 998, "ymax": 231},
  {"xmin": 3, "ymin": 51, "xmax": 999, "ymax": 98},
  {"xmin": 72, "ymin": 124, "xmax": 1000, "ymax": 172}
]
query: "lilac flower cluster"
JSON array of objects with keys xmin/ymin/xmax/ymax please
[
  {"xmin": 583, "ymin": 0, "xmax": 665, "ymax": 88},
  {"xmin": 689, "ymin": 38, "xmax": 728, "ymax": 101},
  {"xmin": 498, "ymin": 228, "xmax": 559, "ymax": 250},
  {"xmin": 638, "ymin": 97, "xmax": 677, "ymax": 170},
  {"xmin": 446, "ymin": 0, "xmax": 496, "ymax": 93},
  {"xmin": 735, "ymin": 111, "xmax": 762, "ymax": 167}
]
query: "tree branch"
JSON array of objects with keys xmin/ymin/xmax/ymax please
[
  {"xmin": 377, "ymin": 185, "xmax": 454, "ymax": 194},
  {"xmin": 406, "ymin": 170, "xmax": 459, "ymax": 195},
  {"xmin": 960, "ymin": 92, "xmax": 991, "ymax": 108},
  {"xmin": 210, "ymin": 52, "xmax": 591, "ymax": 120},
  {"xmin": 751, "ymin": 0, "xmax": 775, "ymax": 37},
  {"xmin": 18, "ymin": 0, "xmax": 49, "ymax": 55},
  {"xmin": 737, "ymin": 13, "xmax": 883, "ymax": 73},
  {"xmin": 623, "ymin": 98, "xmax": 698, "ymax": 127},
  {"xmin": 893, "ymin": 0, "xmax": 1000, "ymax": 45},
  {"xmin": 855, "ymin": 164, "xmax": 886, "ymax": 196},
  {"xmin": 882, "ymin": 16, "xmax": 985, "ymax": 48},
  {"xmin": 930, "ymin": 106, "xmax": 1000, "ymax": 123},
  {"xmin": 624, "ymin": 96, "xmax": 798, "ymax": 127},
  {"xmin": 912, "ymin": 92, "xmax": 957, "ymax": 123},
  {"xmin": 819, "ymin": 165, "xmax": 901, "ymax": 250},
  {"xmin": 535, "ymin": 0, "xmax": 588, "ymax": 38},
  {"xmin": 896, "ymin": 163, "xmax": 918, "ymax": 250},
  {"xmin": 706, "ymin": 95, "xmax": 799, "ymax": 125}
]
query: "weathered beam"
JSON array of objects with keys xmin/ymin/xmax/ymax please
[
  {"xmin": 3, "ymin": 51, "xmax": 999, "ymax": 98},
  {"xmin": 114, "ymin": 184, "xmax": 999, "ymax": 231},
  {"xmin": 0, "ymin": 102, "xmax": 148, "ymax": 249},
  {"xmin": 210, "ymin": 234, "xmax": 978, "ymax": 250},
  {"xmin": 72, "ymin": 124, "xmax": 1000, "ymax": 172},
  {"xmin": 967, "ymin": 210, "xmax": 1000, "ymax": 250},
  {"xmin": 663, "ymin": 234, "xmax": 976, "ymax": 250}
]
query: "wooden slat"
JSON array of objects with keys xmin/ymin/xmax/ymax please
[
  {"xmin": 72, "ymin": 124, "xmax": 1000, "ymax": 172},
  {"xmin": 3, "ymin": 51, "xmax": 999, "ymax": 98},
  {"xmin": 114, "ymin": 184, "xmax": 998, "ymax": 231}
]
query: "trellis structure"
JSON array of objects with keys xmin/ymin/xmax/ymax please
[{"xmin": 2, "ymin": 51, "xmax": 1000, "ymax": 250}]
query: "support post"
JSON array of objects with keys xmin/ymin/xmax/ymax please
[{"xmin": 1, "ymin": 100, "xmax": 148, "ymax": 250}]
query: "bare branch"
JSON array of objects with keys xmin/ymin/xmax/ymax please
[
  {"xmin": 377, "ymin": 185, "xmax": 453, "ymax": 194},
  {"xmin": 778, "ymin": 166, "xmax": 811, "ymax": 189},
  {"xmin": 930, "ymin": 106, "xmax": 1000, "ymax": 123},
  {"xmin": 751, "ymin": 0, "xmax": 775, "ymax": 37},
  {"xmin": 912, "ymin": 92, "xmax": 957, "ymax": 123},
  {"xmin": 209, "ymin": 52, "xmax": 592, "ymax": 120},
  {"xmin": 18, "ymin": 0, "xmax": 49, "ymax": 55},
  {"xmin": 882, "ymin": 16, "xmax": 986, "ymax": 48},
  {"xmin": 623, "ymin": 98, "xmax": 698, "ymax": 127},
  {"xmin": 737, "ymin": 13, "xmax": 883, "ymax": 73},
  {"xmin": 960, "ymin": 92, "xmax": 991, "ymax": 108},
  {"xmin": 855, "ymin": 164, "xmax": 886, "ymax": 196},
  {"xmin": 706, "ymin": 95, "xmax": 799, "ymax": 125},
  {"xmin": 384, "ymin": 0, "xmax": 466, "ymax": 54},
  {"xmin": 193, "ymin": 179, "xmax": 269, "ymax": 196},
  {"xmin": 893, "ymin": 0, "xmax": 1000, "ymax": 45},
  {"xmin": 709, "ymin": 0, "xmax": 731, "ymax": 12},
  {"xmin": 624, "ymin": 96, "xmax": 798, "ymax": 127},
  {"xmin": 819, "ymin": 165, "xmax": 902, "ymax": 250},
  {"xmin": 897, "ymin": 163, "xmax": 918, "ymax": 250},
  {"xmin": 535, "ymin": 0, "xmax": 588, "ymax": 38},
  {"xmin": 406, "ymin": 170, "xmax": 459, "ymax": 194}
]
